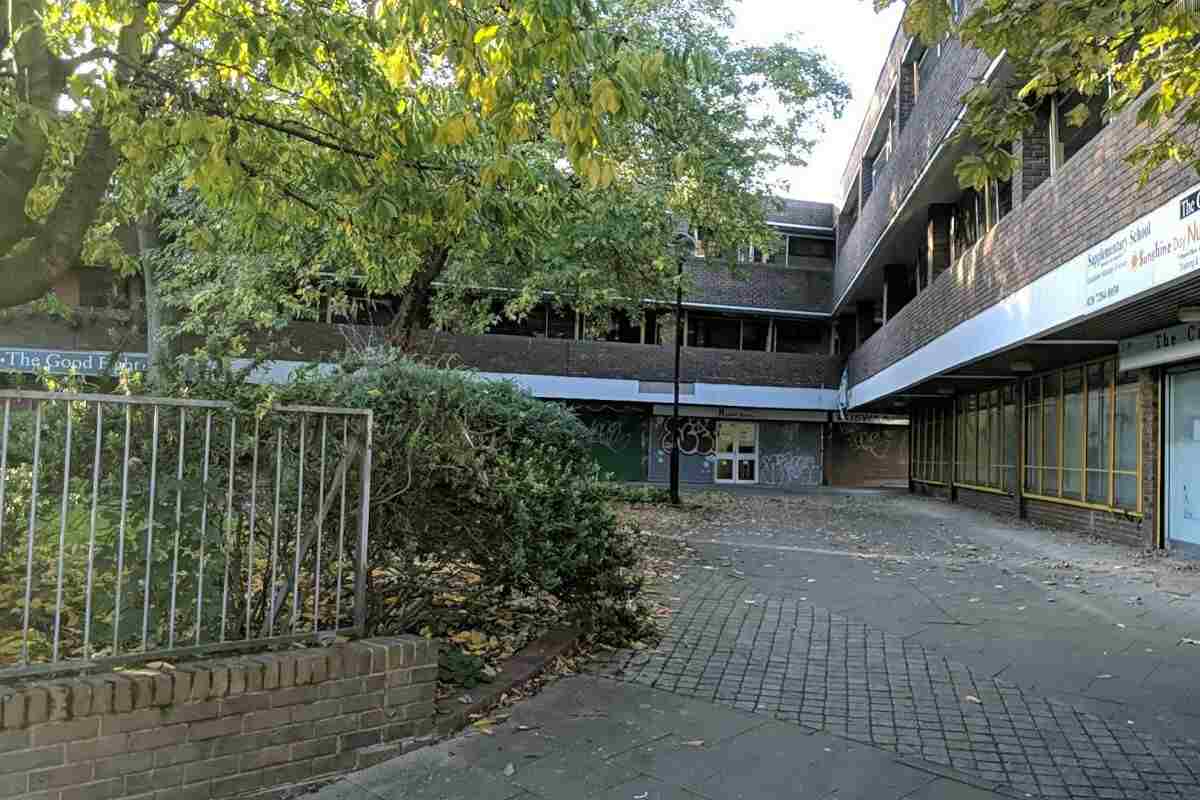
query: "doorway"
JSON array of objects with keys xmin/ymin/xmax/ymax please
[
  {"xmin": 1168, "ymin": 368, "xmax": 1200, "ymax": 546},
  {"xmin": 715, "ymin": 421, "xmax": 758, "ymax": 483}
]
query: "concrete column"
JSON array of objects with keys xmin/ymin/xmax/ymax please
[
  {"xmin": 1013, "ymin": 101, "xmax": 1052, "ymax": 206},
  {"xmin": 926, "ymin": 204, "xmax": 953, "ymax": 284}
]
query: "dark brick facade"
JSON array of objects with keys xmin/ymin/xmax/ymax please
[
  {"xmin": 834, "ymin": 35, "xmax": 993, "ymax": 306},
  {"xmin": 411, "ymin": 331, "xmax": 844, "ymax": 389},
  {"xmin": 686, "ymin": 258, "xmax": 832, "ymax": 312},
  {"xmin": 846, "ymin": 107, "xmax": 1200, "ymax": 386}
]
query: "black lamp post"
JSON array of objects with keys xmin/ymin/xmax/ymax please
[{"xmin": 669, "ymin": 232, "xmax": 695, "ymax": 506}]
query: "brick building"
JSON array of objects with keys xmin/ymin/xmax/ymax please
[
  {"xmin": 831, "ymin": 8, "xmax": 1200, "ymax": 551},
  {"xmin": 0, "ymin": 198, "xmax": 909, "ymax": 491}
]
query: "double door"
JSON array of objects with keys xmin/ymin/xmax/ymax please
[{"xmin": 715, "ymin": 422, "xmax": 758, "ymax": 484}]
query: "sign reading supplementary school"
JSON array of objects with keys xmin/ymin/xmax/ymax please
[
  {"xmin": 0, "ymin": 348, "xmax": 148, "ymax": 375},
  {"xmin": 1082, "ymin": 185, "xmax": 1200, "ymax": 314}
]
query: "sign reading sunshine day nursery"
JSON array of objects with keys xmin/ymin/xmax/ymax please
[
  {"xmin": 1080, "ymin": 185, "xmax": 1200, "ymax": 314},
  {"xmin": 0, "ymin": 348, "xmax": 149, "ymax": 375}
]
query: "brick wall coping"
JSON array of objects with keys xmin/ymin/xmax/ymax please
[{"xmin": 0, "ymin": 636, "xmax": 439, "ymax": 800}]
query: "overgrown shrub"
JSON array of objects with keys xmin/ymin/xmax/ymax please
[{"xmin": 281, "ymin": 353, "xmax": 647, "ymax": 639}]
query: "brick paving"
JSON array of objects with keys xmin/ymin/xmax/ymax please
[{"xmin": 592, "ymin": 573, "xmax": 1200, "ymax": 800}]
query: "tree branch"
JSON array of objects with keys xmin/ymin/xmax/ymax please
[
  {"xmin": 0, "ymin": 124, "xmax": 119, "ymax": 306},
  {"xmin": 152, "ymin": 0, "xmax": 202, "ymax": 58}
]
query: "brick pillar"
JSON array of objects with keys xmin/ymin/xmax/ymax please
[
  {"xmin": 1013, "ymin": 101, "xmax": 1052, "ymax": 206},
  {"xmin": 884, "ymin": 263, "xmax": 914, "ymax": 322},
  {"xmin": 897, "ymin": 63, "xmax": 916, "ymax": 131},
  {"xmin": 926, "ymin": 204, "xmax": 953, "ymax": 284}
]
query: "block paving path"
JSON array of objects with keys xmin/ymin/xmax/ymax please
[{"xmin": 592, "ymin": 571, "xmax": 1200, "ymax": 800}]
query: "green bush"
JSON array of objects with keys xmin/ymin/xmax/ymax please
[
  {"xmin": 600, "ymin": 483, "xmax": 671, "ymax": 505},
  {"xmin": 282, "ymin": 354, "xmax": 646, "ymax": 638}
]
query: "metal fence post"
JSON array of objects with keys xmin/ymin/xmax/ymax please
[{"xmin": 354, "ymin": 412, "xmax": 373, "ymax": 636}]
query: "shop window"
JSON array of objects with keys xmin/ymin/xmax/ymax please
[
  {"xmin": 1003, "ymin": 386, "xmax": 1019, "ymax": 490},
  {"xmin": 950, "ymin": 386, "xmax": 1018, "ymax": 492},
  {"xmin": 1115, "ymin": 372, "xmax": 1140, "ymax": 510},
  {"xmin": 1024, "ymin": 359, "xmax": 1140, "ymax": 513},
  {"xmin": 1042, "ymin": 373, "xmax": 1061, "ymax": 494},
  {"xmin": 1025, "ymin": 378, "xmax": 1042, "ymax": 494},
  {"xmin": 1062, "ymin": 368, "xmax": 1084, "ymax": 499},
  {"xmin": 912, "ymin": 406, "xmax": 953, "ymax": 485},
  {"xmin": 1085, "ymin": 361, "xmax": 1113, "ymax": 504},
  {"xmin": 775, "ymin": 321, "xmax": 825, "ymax": 354}
]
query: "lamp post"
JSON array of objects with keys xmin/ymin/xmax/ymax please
[{"xmin": 670, "ymin": 232, "xmax": 695, "ymax": 506}]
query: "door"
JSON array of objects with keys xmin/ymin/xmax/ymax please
[
  {"xmin": 715, "ymin": 422, "xmax": 758, "ymax": 483},
  {"xmin": 1168, "ymin": 369, "xmax": 1200, "ymax": 546}
]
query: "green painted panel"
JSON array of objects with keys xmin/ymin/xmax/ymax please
[{"xmin": 579, "ymin": 411, "xmax": 646, "ymax": 482}]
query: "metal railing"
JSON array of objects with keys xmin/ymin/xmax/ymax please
[{"xmin": 0, "ymin": 390, "xmax": 372, "ymax": 680}]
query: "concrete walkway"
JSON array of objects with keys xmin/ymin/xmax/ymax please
[
  {"xmin": 309, "ymin": 676, "xmax": 1002, "ymax": 799},
  {"xmin": 308, "ymin": 491, "xmax": 1200, "ymax": 800}
]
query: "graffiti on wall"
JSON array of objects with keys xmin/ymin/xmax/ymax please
[
  {"xmin": 759, "ymin": 453, "xmax": 821, "ymax": 486},
  {"xmin": 843, "ymin": 424, "xmax": 903, "ymax": 460},
  {"xmin": 586, "ymin": 419, "xmax": 635, "ymax": 453},
  {"xmin": 657, "ymin": 418, "xmax": 717, "ymax": 456}
]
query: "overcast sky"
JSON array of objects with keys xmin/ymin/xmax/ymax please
[{"xmin": 732, "ymin": 0, "xmax": 905, "ymax": 207}]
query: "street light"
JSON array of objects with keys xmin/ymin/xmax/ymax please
[{"xmin": 670, "ymin": 231, "xmax": 696, "ymax": 506}]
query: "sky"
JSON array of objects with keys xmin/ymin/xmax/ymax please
[{"xmin": 732, "ymin": 0, "xmax": 905, "ymax": 207}]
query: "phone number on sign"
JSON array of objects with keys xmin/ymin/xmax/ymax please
[{"xmin": 1086, "ymin": 284, "xmax": 1120, "ymax": 308}]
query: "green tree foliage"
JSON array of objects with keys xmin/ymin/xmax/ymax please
[
  {"xmin": 876, "ymin": 0, "xmax": 1200, "ymax": 187},
  {"xmin": 1, "ymin": 0, "xmax": 848, "ymax": 347}
]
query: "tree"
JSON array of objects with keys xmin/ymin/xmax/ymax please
[
  {"xmin": 1, "ymin": 0, "xmax": 694, "ymax": 310},
  {"xmin": 877, "ymin": 0, "xmax": 1200, "ymax": 188},
  {"xmin": 2, "ymin": 0, "xmax": 848, "ymax": 352}
]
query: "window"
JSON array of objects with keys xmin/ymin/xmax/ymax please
[
  {"xmin": 786, "ymin": 236, "xmax": 834, "ymax": 264},
  {"xmin": 774, "ymin": 321, "xmax": 825, "ymax": 354},
  {"xmin": 488, "ymin": 302, "xmax": 576, "ymax": 338},
  {"xmin": 1024, "ymin": 359, "xmax": 1140, "ymax": 512},
  {"xmin": 912, "ymin": 406, "xmax": 953, "ymax": 484},
  {"xmin": 952, "ymin": 386, "xmax": 1018, "ymax": 491},
  {"xmin": 692, "ymin": 228, "xmax": 720, "ymax": 258},
  {"xmin": 1050, "ymin": 91, "xmax": 1108, "ymax": 174}
]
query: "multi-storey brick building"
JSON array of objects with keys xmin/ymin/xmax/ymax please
[
  {"xmin": 0, "ymin": 197, "xmax": 911, "ymax": 491},
  {"xmin": 832, "ymin": 12, "xmax": 1200, "ymax": 551}
]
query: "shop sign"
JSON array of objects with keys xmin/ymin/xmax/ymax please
[
  {"xmin": 1120, "ymin": 323, "xmax": 1200, "ymax": 371},
  {"xmin": 1080, "ymin": 187, "xmax": 1200, "ymax": 315},
  {"xmin": 0, "ymin": 348, "xmax": 149, "ymax": 376},
  {"xmin": 833, "ymin": 413, "xmax": 909, "ymax": 426}
]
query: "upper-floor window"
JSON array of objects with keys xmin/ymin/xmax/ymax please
[
  {"xmin": 739, "ymin": 234, "xmax": 833, "ymax": 267},
  {"xmin": 1050, "ymin": 90, "xmax": 1108, "ymax": 175},
  {"xmin": 488, "ymin": 301, "xmax": 578, "ymax": 339},
  {"xmin": 692, "ymin": 228, "xmax": 721, "ymax": 258}
]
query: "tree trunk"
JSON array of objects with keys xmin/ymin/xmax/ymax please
[
  {"xmin": 137, "ymin": 212, "xmax": 172, "ymax": 386},
  {"xmin": 389, "ymin": 248, "xmax": 449, "ymax": 350}
]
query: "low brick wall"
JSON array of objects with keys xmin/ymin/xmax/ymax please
[{"xmin": 0, "ymin": 636, "xmax": 437, "ymax": 800}]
